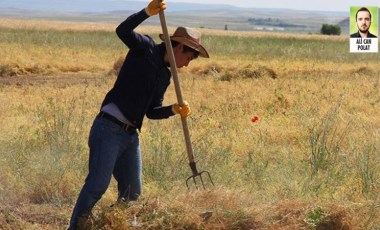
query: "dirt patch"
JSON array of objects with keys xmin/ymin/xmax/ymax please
[
  {"xmin": 0, "ymin": 73, "xmax": 106, "ymax": 87},
  {"xmin": 0, "ymin": 203, "xmax": 70, "ymax": 229},
  {"xmin": 351, "ymin": 66, "xmax": 376, "ymax": 76}
]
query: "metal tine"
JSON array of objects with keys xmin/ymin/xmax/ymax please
[
  {"xmin": 193, "ymin": 176, "xmax": 198, "ymax": 189},
  {"xmin": 199, "ymin": 174, "xmax": 205, "ymax": 189},
  {"xmin": 203, "ymin": 171, "xmax": 214, "ymax": 186},
  {"xmin": 186, "ymin": 171, "xmax": 214, "ymax": 190}
]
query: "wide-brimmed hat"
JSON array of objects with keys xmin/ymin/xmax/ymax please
[{"xmin": 159, "ymin": 27, "xmax": 209, "ymax": 58}]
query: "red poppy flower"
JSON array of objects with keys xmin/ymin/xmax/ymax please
[{"xmin": 251, "ymin": 115, "xmax": 259, "ymax": 122}]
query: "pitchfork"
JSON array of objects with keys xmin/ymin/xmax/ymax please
[{"xmin": 158, "ymin": 3, "xmax": 214, "ymax": 190}]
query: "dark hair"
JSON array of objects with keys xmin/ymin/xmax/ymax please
[
  {"xmin": 356, "ymin": 7, "xmax": 372, "ymax": 21},
  {"xmin": 171, "ymin": 40, "xmax": 200, "ymax": 59}
]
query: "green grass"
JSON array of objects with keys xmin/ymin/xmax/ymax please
[
  {"xmin": 0, "ymin": 27, "xmax": 120, "ymax": 50},
  {"xmin": 205, "ymin": 35, "xmax": 380, "ymax": 62},
  {"xmin": 1, "ymin": 27, "xmax": 379, "ymax": 68}
]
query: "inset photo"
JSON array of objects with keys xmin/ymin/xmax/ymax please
[
  {"xmin": 350, "ymin": 6, "xmax": 378, "ymax": 38},
  {"xmin": 350, "ymin": 6, "xmax": 378, "ymax": 52}
]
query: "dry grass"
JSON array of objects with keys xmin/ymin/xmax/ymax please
[
  {"xmin": 0, "ymin": 18, "xmax": 380, "ymax": 229},
  {"xmin": 0, "ymin": 17, "xmax": 117, "ymax": 32},
  {"xmin": 1, "ymin": 188, "xmax": 378, "ymax": 229}
]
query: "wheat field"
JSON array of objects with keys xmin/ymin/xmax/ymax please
[{"xmin": 0, "ymin": 18, "xmax": 379, "ymax": 229}]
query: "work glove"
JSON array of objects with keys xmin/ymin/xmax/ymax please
[
  {"xmin": 172, "ymin": 101, "xmax": 191, "ymax": 118},
  {"xmin": 145, "ymin": 0, "xmax": 167, "ymax": 16}
]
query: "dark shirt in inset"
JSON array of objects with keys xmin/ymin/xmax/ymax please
[{"xmin": 350, "ymin": 31, "xmax": 377, "ymax": 38}]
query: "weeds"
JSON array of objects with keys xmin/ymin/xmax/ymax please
[
  {"xmin": 355, "ymin": 128, "xmax": 380, "ymax": 198},
  {"xmin": 357, "ymin": 145, "xmax": 377, "ymax": 196},
  {"xmin": 141, "ymin": 120, "xmax": 186, "ymax": 189},
  {"xmin": 243, "ymin": 150, "xmax": 269, "ymax": 189},
  {"xmin": 304, "ymin": 206, "xmax": 326, "ymax": 228},
  {"xmin": 304, "ymin": 206, "xmax": 352, "ymax": 230},
  {"xmin": 1, "ymin": 85, "xmax": 91, "ymax": 205},
  {"xmin": 308, "ymin": 101, "xmax": 350, "ymax": 177}
]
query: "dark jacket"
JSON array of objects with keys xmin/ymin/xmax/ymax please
[
  {"xmin": 350, "ymin": 31, "xmax": 377, "ymax": 38},
  {"xmin": 101, "ymin": 9, "xmax": 174, "ymax": 129}
]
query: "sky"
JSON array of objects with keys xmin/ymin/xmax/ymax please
[
  {"xmin": 1, "ymin": 0, "xmax": 379, "ymax": 13},
  {"xmin": 168, "ymin": 0, "xmax": 380, "ymax": 12}
]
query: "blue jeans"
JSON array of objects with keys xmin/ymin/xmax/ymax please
[{"xmin": 69, "ymin": 116, "xmax": 141, "ymax": 229}]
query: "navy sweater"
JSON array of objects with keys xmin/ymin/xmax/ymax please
[{"xmin": 101, "ymin": 9, "xmax": 174, "ymax": 129}]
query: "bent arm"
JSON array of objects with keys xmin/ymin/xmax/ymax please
[
  {"xmin": 116, "ymin": 9, "xmax": 151, "ymax": 49},
  {"xmin": 146, "ymin": 105, "xmax": 174, "ymax": 120},
  {"xmin": 146, "ymin": 85, "xmax": 175, "ymax": 119}
]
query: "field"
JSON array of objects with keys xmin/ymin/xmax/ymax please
[{"xmin": 0, "ymin": 17, "xmax": 380, "ymax": 229}]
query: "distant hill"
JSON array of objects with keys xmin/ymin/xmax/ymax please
[
  {"xmin": 338, "ymin": 17, "xmax": 350, "ymax": 35},
  {"xmin": 338, "ymin": 18, "xmax": 349, "ymax": 27},
  {"xmin": 0, "ymin": 1, "xmax": 349, "ymax": 33}
]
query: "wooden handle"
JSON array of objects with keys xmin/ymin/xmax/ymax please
[{"xmin": 158, "ymin": 10, "xmax": 195, "ymax": 164}]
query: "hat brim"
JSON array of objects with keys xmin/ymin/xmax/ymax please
[{"xmin": 159, "ymin": 34, "xmax": 209, "ymax": 58}]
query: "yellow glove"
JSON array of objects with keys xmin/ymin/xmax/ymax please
[
  {"xmin": 146, "ymin": 0, "xmax": 167, "ymax": 16},
  {"xmin": 172, "ymin": 101, "xmax": 191, "ymax": 118}
]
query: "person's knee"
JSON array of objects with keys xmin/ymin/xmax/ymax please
[
  {"xmin": 83, "ymin": 180, "xmax": 110, "ymax": 200},
  {"xmin": 88, "ymin": 186, "xmax": 107, "ymax": 200}
]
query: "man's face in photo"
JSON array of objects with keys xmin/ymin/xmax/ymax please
[{"xmin": 356, "ymin": 10, "xmax": 372, "ymax": 33}]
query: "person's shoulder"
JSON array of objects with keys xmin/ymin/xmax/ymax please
[
  {"xmin": 135, "ymin": 34, "xmax": 157, "ymax": 49},
  {"xmin": 350, "ymin": 32, "xmax": 360, "ymax": 38},
  {"xmin": 368, "ymin": 32, "xmax": 377, "ymax": 38},
  {"xmin": 144, "ymin": 34, "xmax": 155, "ymax": 42}
]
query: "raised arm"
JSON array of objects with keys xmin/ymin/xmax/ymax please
[
  {"xmin": 116, "ymin": 0, "xmax": 166, "ymax": 49},
  {"xmin": 115, "ymin": 9, "xmax": 150, "ymax": 49}
]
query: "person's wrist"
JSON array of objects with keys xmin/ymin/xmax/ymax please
[
  {"xmin": 171, "ymin": 104, "xmax": 177, "ymax": 114},
  {"xmin": 144, "ymin": 7, "xmax": 151, "ymax": 16}
]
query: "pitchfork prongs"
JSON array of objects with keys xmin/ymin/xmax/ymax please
[{"xmin": 186, "ymin": 162, "xmax": 214, "ymax": 190}]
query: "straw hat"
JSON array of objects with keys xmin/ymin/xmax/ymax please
[{"xmin": 159, "ymin": 27, "xmax": 209, "ymax": 58}]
